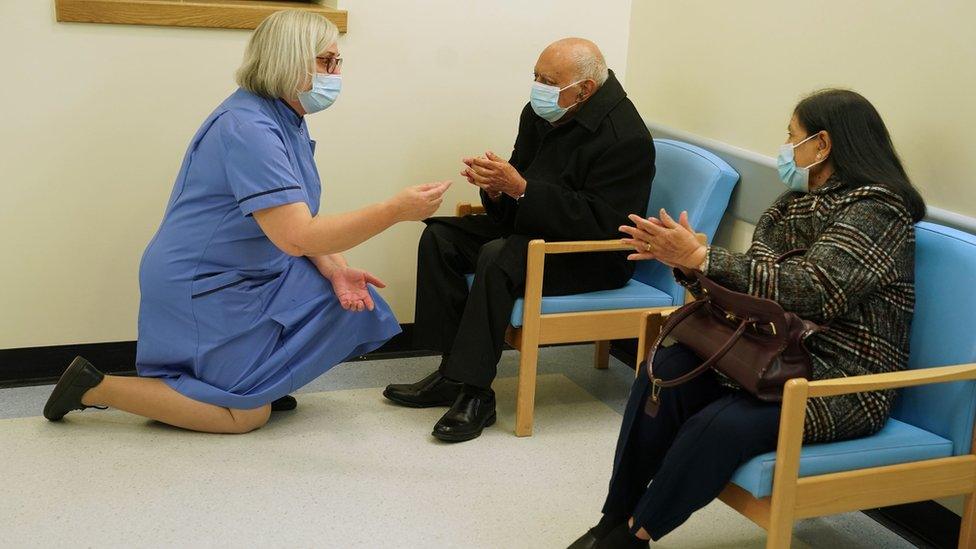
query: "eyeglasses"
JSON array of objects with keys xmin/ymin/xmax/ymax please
[{"xmin": 316, "ymin": 56, "xmax": 343, "ymax": 74}]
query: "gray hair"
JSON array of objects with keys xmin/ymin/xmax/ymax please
[
  {"xmin": 236, "ymin": 10, "xmax": 339, "ymax": 100},
  {"xmin": 573, "ymin": 47, "xmax": 609, "ymax": 85}
]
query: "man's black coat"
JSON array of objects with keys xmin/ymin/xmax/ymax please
[{"xmin": 428, "ymin": 70, "xmax": 655, "ymax": 295}]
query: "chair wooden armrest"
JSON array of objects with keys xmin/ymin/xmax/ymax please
[
  {"xmin": 804, "ymin": 362, "xmax": 976, "ymax": 398},
  {"xmin": 541, "ymin": 233, "xmax": 706, "ymax": 256},
  {"xmin": 455, "ymin": 202, "xmax": 487, "ymax": 217},
  {"xmin": 542, "ymin": 240, "xmax": 633, "ymax": 254}
]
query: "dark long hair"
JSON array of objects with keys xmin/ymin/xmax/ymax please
[{"xmin": 794, "ymin": 89, "xmax": 926, "ymax": 222}]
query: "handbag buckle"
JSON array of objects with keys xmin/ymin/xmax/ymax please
[
  {"xmin": 651, "ymin": 378, "xmax": 662, "ymax": 403},
  {"xmin": 750, "ymin": 321, "xmax": 778, "ymax": 336},
  {"xmin": 644, "ymin": 378, "xmax": 664, "ymax": 417}
]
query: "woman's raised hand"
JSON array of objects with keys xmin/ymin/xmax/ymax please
[
  {"xmin": 391, "ymin": 181, "xmax": 452, "ymax": 222},
  {"xmin": 619, "ymin": 209, "xmax": 706, "ymax": 270}
]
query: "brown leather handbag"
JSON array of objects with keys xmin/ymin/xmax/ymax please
[{"xmin": 643, "ymin": 252, "xmax": 824, "ymax": 417}]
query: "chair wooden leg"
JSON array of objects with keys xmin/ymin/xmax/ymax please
[
  {"xmin": 514, "ymin": 336, "xmax": 539, "ymax": 437},
  {"xmin": 765, "ymin": 510, "xmax": 795, "ymax": 549},
  {"xmin": 765, "ymin": 379, "xmax": 808, "ymax": 549},
  {"xmin": 961, "ymin": 491, "xmax": 976, "ymax": 548},
  {"xmin": 594, "ymin": 340, "xmax": 610, "ymax": 369}
]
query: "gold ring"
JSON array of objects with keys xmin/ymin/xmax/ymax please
[{"xmin": 644, "ymin": 243, "xmax": 652, "ymax": 252}]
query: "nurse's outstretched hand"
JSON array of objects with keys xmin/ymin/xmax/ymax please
[
  {"xmin": 390, "ymin": 181, "xmax": 452, "ymax": 222},
  {"xmin": 331, "ymin": 267, "xmax": 387, "ymax": 312}
]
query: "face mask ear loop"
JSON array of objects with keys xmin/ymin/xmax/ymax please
[
  {"xmin": 803, "ymin": 155, "xmax": 828, "ymax": 171},
  {"xmin": 558, "ymin": 79, "xmax": 585, "ymax": 92},
  {"xmin": 792, "ymin": 131, "xmax": 819, "ymax": 149},
  {"xmin": 562, "ymin": 80, "xmax": 588, "ymax": 111},
  {"xmin": 792, "ymin": 131, "xmax": 827, "ymax": 170}
]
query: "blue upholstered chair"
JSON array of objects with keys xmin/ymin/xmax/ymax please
[
  {"xmin": 635, "ymin": 221, "xmax": 976, "ymax": 547},
  {"xmin": 456, "ymin": 138, "xmax": 739, "ymax": 436}
]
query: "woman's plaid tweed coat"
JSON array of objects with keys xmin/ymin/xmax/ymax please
[{"xmin": 682, "ymin": 176, "xmax": 916, "ymax": 443}]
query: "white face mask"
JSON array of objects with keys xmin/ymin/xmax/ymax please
[{"xmin": 529, "ymin": 80, "xmax": 583, "ymax": 122}]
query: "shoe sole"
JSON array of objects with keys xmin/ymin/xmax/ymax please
[
  {"xmin": 431, "ymin": 411, "xmax": 497, "ymax": 442},
  {"xmin": 43, "ymin": 357, "xmax": 88, "ymax": 421},
  {"xmin": 270, "ymin": 404, "xmax": 297, "ymax": 412},
  {"xmin": 382, "ymin": 389, "xmax": 457, "ymax": 409},
  {"xmin": 270, "ymin": 395, "xmax": 297, "ymax": 412}
]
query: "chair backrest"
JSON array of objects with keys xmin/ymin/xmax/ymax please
[
  {"xmin": 634, "ymin": 139, "xmax": 738, "ymax": 304},
  {"xmin": 892, "ymin": 221, "xmax": 976, "ymax": 455}
]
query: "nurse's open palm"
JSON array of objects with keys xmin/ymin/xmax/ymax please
[{"xmin": 330, "ymin": 267, "xmax": 386, "ymax": 312}]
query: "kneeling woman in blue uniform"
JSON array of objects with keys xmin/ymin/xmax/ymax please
[{"xmin": 43, "ymin": 10, "xmax": 450, "ymax": 434}]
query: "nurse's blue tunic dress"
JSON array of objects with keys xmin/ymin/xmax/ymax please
[{"xmin": 135, "ymin": 89, "xmax": 401, "ymax": 409}]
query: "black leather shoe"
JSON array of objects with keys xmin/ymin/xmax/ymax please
[
  {"xmin": 567, "ymin": 531, "xmax": 600, "ymax": 549},
  {"xmin": 570, "ymin": 514, "xmax": 627, "ymax": 548},
  {"xmin": 432, "ymin": 389, "xmax": 496, "ymax": 442},
  {"xmin": 595, "ymin": 523, "xmax": 649, "ymax": 549},
  {"xmin": 383, "ymin": 370, "xmax": 463, "ymax": 408},
  {"xmin": 43, "ymin": 356, "xmax": 106, "ymax": 421},
  {"xmin": 271, "ymin": 395, "xmax": 297, "ymax": 412}
]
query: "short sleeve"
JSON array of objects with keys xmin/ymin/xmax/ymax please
[{"xmin": 218, "ymin": 113, "xmax": 307, "ymax": 216}]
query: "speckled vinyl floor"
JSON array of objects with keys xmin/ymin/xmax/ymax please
[{"xmin": 0, "ymin": 346, "xmax": 912, "ymax": 548}]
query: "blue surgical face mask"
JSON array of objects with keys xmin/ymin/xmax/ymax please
[
  {"xmin": 777, "ymin": 133, "xmax": 826, "ymax": 192},
  {"xmin": 298, "ymin": 73, "xmax": 342, "ymax": 114},
  {"xmin": 530, "ymin": 80, "xmax": 583, "ymax": 123}
]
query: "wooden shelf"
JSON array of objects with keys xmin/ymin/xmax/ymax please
[{"xmin": 55, "ymin": 0, "xmax": 347, "ymax": 32}]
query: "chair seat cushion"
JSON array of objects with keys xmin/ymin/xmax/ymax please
[
  {"xmin": 463, "ymin": 276, "xmax": 675, "ymax": 328},
  {"xmin": 731, "ymin": 418, "xmax": 954, "ymax": 499}
]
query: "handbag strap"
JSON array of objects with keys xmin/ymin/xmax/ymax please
[{"xmin": 648, "ymin": 312, "xmax": 750, "ymax": 389}]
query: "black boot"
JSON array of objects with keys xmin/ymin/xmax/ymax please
[
  {"xmin": 43, "ymin": 356, "xmax": 106, "ymax": 421},
  {"xmin": 432, "ymin": 386, "xmax": 496, "ymax": 442},
  {"xmin": 568, "ymin": 515, "xmax": 626, "ymax": 548},
  {"xmin": 595, "ymin": 523, "xmax": 649, "ymax": 549},
  {"xmin": 383, "ymin": 370, "xmax": 463, "ymax": 408},
  {"xmin": 271, "ymin": 395, "xmax": 297, "ymax": 412}
]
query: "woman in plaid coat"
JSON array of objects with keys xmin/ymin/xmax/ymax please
[{"xmin": 572, "ymin": 89, "xmax": 927, "ymax": 548}]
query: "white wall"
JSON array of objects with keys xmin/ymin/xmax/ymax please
[{"xmin": 0, "ymin": 0, "xmax": 632, "ymax": 349}]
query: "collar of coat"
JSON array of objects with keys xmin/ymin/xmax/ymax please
[{"xmin": 550, "ymin": 68, "xmax": 627, "ymax": 133}]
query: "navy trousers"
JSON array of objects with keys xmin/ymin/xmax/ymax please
[{"xmin": 602, "ymin": 343, "xmax": 782, "ymax": 540}]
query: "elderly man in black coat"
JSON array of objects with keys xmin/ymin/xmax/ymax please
[{"xmin": 384, "ymin": 37, "xmax": 656, "ymax": 442}]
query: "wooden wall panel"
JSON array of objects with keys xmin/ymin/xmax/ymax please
[{"xmin": 55, "ymin": 0, "xmax": 347, "ymax": 32}]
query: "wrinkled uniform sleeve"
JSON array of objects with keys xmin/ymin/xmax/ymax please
[
  {"xmin": 513, "ymin": 136, "xmax": 654, "ymax": 240},
  {"xmin": 219, "ymin": 113, "xmax": 306, "ymax": 217}
]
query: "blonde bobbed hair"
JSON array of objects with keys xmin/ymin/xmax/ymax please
[{"xmin": 236, "ymin": 10, "xmax": 339, "ymax": 100}]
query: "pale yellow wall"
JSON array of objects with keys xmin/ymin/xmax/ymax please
[
  {"xmin": 626, "ymin": 0, "xmax": 976, "ymax": 219},
  {"xmin": 0, "ymin": 1, "xmax": 632, "ymax": 349}
]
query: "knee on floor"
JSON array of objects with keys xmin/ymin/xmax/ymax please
[{"xmin": 226, "ymin": 405, "xmax": 271, "ymax": 434}]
